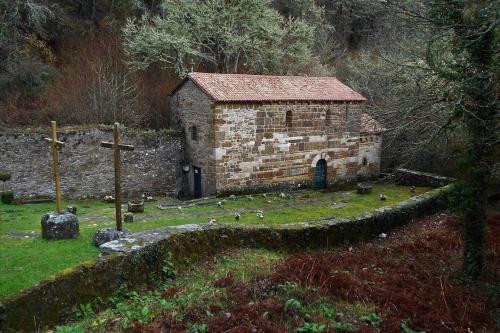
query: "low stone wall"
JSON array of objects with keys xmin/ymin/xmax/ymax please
[
  {"xmin": 0, "ymin": 184, "xmax": 451, "ymax": 332},
  {"xmin": 394, "ymin": 168, "xmax": 451, "ymax": 188},
  {"xmin": 0, "ymin": 126, "xmax": 184, "ymax": 199}
]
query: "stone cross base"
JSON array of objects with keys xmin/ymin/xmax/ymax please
[
  {"xmin": 357, "ymin": 183, "xmax": 373, "ymax": 194},
  {"xmin": 41, "ymin": 213, "xmax": 79, "ymax": 240},
  {"xmin": 92, "ymin": 228, "xmax": 131, "ymax": 247},
  {"xmin": 127, "ymin": 200, "xmax": 144, "ymax": 213}
]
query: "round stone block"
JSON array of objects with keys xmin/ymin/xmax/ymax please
[
  {"xmin": 67, "ymin": 205, "xmax": 77, "ymax": 214},
  {"xmin": 92, "ymin": 228, "xmax": 131, "ymax": 247},
  {"xmin": 128, "ymin": 200, "xmax": 144, "ymax": 213},
  {"xmin": 41, "ymin": 212, "xmax": 79, "ymax": 240},
  {"xmin": 357, "ymin": 183, "xmax": 373, "ymax": 194},
  {"xmin": 124, "ymin": 212, "xmax": 134, "ymax": 223}
]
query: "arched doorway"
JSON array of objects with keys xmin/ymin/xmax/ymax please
[{"xmin": 315, "ymin": 159, "xmax": 327, "ymax": 189}]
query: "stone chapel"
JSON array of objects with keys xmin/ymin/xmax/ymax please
[{"xmin": 170, "ymin": 73, "xmax": 384, "ymax": 198}]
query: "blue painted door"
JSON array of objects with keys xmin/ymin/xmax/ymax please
[
  {"xmin": 315, "ymin": 159, "xmax": 327, "ymax": 189},
  {"xmin": 193, "ymin": 166, "xmax": 202, "ymax": 198}
]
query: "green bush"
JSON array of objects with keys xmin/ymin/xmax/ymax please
[
  {"xmin": 1, "ymin": 191, "xmax": 14, "ymax": 204},
  {"xmin": 0, "ymin": 171, "xmax": 11, "ymax": 182}
]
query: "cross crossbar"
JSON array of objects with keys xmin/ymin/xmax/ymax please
[
  {"xmin": 100, "ymin": 142, "xmax": 134, "ymax": 151},
  {"xmin": 44, "ymin": 137, "xmax": 65, "ymax": 147}
]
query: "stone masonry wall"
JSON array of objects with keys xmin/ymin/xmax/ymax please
[
  {"xmin": 358, "ymin": 134, "xmax": 382, "ymax": 177},
  {"xmin": 213, "ymin": 101, "xmax": 363, "ymax": 192},
  {"xmin": 170, "ymin": 81, "xmax": 216, "ymax": 196},
  {"xmin": 0, "ymin": 127, "xmax": 184, "ymax": 199}
]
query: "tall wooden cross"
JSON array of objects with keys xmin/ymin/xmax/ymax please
[
  {"xmin": 44, "ymin": 121, "xmax": 65, "ymax": 214},
  {"xmin": 101, "ymin": 123, "xmax": 134, "ymax": 231}
]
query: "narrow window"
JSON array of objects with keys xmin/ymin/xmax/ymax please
[
  {"xmin": 326, "ymin": 108, "xmax": 333, "ymax": 125},
  {"xmin": 191, "ymin": 125, "xmax": 198, "ymax": 141},
  {"xmin": 345, "ymin": 104, "xmax": 349, "ymax": 120},
  {"xmin": 362, "ymin": 157, "xmax": 368, "ymax": 166},
  {"xmin": 285, "ymin": 110, "xmax": 293, "ymax": 128}
]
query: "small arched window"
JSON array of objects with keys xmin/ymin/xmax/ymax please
[
  {"xmin": 285, "ymin": 110, "xmax": 293, "ymax": 128},
  {"xmin": 191, "ymin": 125, "xmax": 198, "ymax": 141},
  {"xmin": 362, "ymin": 157, "xmax": 368, "ymax": 166}
]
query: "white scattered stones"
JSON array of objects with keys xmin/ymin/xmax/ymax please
[{"xmin": 141, "ymin": 194, "xmax": 154, "ymax": 201}]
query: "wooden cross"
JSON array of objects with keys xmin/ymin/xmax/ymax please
[
  {"xmin": 101, "ymin": 123, "xmax": 134, "ymax": 231},
  {"xmin": 44, "ymin": 121, "xmax": 65, "ymax": 214}
]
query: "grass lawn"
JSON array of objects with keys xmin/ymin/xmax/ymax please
[{"xmin": 0, "ymin": 185, "xmax": 430, "ymax": 300}]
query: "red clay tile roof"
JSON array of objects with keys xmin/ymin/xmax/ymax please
[
  {"xmin": 361, "ymin": 113, "xmax": 385, "ymax": 134},
  {"xmin": 182, "ymin": 72, "xmax": 366, "ymax": 102}
]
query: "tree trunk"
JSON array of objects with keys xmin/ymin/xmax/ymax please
[
  {"xmin": 460, "ymin": 93, "xmax": 492, "ymax": 279},
  {"xmin": 462, "ymin": 176, "xmax": 487, "ymax": 280}
]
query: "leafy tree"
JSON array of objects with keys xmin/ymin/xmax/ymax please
[
  {"xmin": 343, "ymin": 0, "xmax": 498, "ymax": 280},
  {"xmin": 123, "ymin": 0, "xmax": 331, "ymax": 75},
  {"xmin": 0, "ymin": 0, "xmax": 59, "ymax": 102},
  {"xmin": 273, "ymin": 0, "xmax": 335, "ymax": 63},
  {"xmin": 342, "ymin": 35, "xmax": 462, "ymax": 174},
  {"xmin": 426, "ymin": 0, "xmax": 499, "ymax": 279}
]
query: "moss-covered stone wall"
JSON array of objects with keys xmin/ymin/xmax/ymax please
[{"xmin": 394, "ymin": 168, "xmax": 451, "ymax": 188}]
